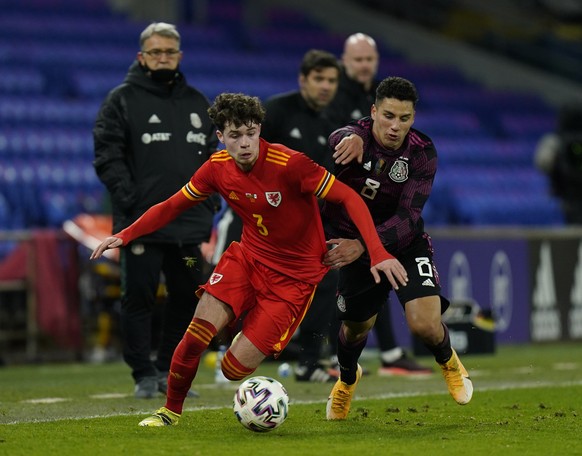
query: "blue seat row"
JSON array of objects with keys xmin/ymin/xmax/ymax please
[
  {"xmin": 0, "ymin": 0, "xmax": 111, "ymax": 16},
  {"xmin": 0, "ymin": 0, "xmax": 564, "ymax": 230},
  {"xmin": 0, "ymin": 128, "xmax": 94, "ymax": 159},
  {"xmin": 414, "ymin": 111, "xmax": 486, "ymax": 136},
  {"xmin": 434, "ymin": 138, "xmax": 538, "ymax": 166},
  {"xmin": 425, "ymin": 165, "xmax": 562, "ymax": 226},
  {"xmin": 419, "ymin": 84, "xmax": 552, "ymax": 114},
  {"xmin": 498, "ymin": 113, "xmax": 557, "ymax": 137},
  {"xmin": 0, "ymin": 160, "xmax": 104, "ymax": 228},
  {"xmin": 0, "ymin": 159, "xmax": 101, "ymax": 189},
  {"xmin": 447, "ymin": 190, "xmax": 564, "ymax": 226},
  {"xmin": 0, "ymin": 66, "xmax": 45, "ymax": 95},
  {"xmin": 0, "ymin": 97, "xmax": 100, "ymax": 127}
]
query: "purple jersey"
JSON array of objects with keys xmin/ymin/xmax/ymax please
[{"xmin": 321, "ymin": 116, "xmax": 437, "ymax": 254}]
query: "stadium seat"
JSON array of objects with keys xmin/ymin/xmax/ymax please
[
  {"xmin": 0, "ymin": 0, "xmax": 562, "ymax": 229},
  {"xmin": 435, "ymin": 138, "xmax": 538, "ymax": 167},
  {"xmin": 0, "ymin": 97, "xmax": 100, "ymax": 127},
  {"xmin": 449, "ymin": 189, "xmax": 564, "ymax": 225},
  {"xmin": 414, "ymin": 111, "xmax": 485, "ymax": 136},
  {"xmin": 499, "ymin": 113, "xmax": 557, "ymax": 138},
  {"xmin": 0, "ymin": 66, "xmax": 45, "ymax": 95}
]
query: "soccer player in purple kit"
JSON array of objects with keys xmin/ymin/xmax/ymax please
[{"xmin": 322, "ymin": 76, "xmax": 473, "ymax": 420}]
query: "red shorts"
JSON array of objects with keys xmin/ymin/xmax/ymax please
[{"xmin": 197, "ymin": 242, "xmax": 316, "ymax": 357}]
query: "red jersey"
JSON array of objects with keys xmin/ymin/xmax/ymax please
[
  {"xmin": 186, "ymin": 139, "xmax": 334, "ymax": 283},
  {"xmin": 117, "ymin": 138, "xmax": 391, "ymax": 284}
]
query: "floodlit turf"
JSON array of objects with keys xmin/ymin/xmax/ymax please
[{"xmin": 1, "ymin": 343, "xmax": 581, "ymax": 455}]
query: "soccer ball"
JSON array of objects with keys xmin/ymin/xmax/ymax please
[{"xmin": 233, "ymin": 376, "xmax": 289, "ymax": 432}]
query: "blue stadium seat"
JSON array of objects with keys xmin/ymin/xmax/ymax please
[
  {"xmin": 499, "ymin": 113, "xmax": 557, "ymax": 139},
  {"xmin": 435, "ymin": 138, "xmax": 537, "ymax": 167},
  {"xmin": 0, "ymin": 0, "xmax": 562, "ymax": 230},
  {"xmin": 415, "ymin": 111, "xmax": 485, "ymax": 136},
  {"xmin": 449, "ymin": 190, "xmax": 564, "ymax": 226},
  {"xmin": 0, "ymin": 66, "xmax": 45, "ymax": 95},
  {"xmin": 0, "ymin": 0, "xmax": 113, "ymax": 16},
  {"xmin": 69, "ymin": 70, "xmax": 126, "ymax": 99},
  {"xmin": 0, "ymin": 97, "xmax": 99, "ymax": 127},
  {"xmin": 41, "ymin": 190, "xmax": 78, "ymax": 227},
  {"xmin": 0, "ymin": 128, "xmax": 93, "ymax": 160}
]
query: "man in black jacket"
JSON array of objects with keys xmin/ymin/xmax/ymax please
[
  {"xmin": 93, "ymin": 22, "xmax": 218, "ymax": 398},
  {"xmin": 325, "ymin": 33, "xmax": 380, "ymax": 129}
]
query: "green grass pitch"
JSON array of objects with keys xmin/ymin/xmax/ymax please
[{"xmin": 1, "ymin": 342, "xmax": 581, "ymax": 456}]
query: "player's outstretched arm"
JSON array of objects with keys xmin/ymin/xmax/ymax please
[
  {"xmin": 90, "ymin": 188, "xmax": 198, "ymax": 260},
  {"xmin": 90, "ymin": 236, "xmax": 123, "ymax": 260},
  {"xmin": 322, "ymin": 177, "xmax": 408, "ymax": 287},
  {"xmin": 324, "ymin": 238, "xmax": 407, "ymax": 289}
]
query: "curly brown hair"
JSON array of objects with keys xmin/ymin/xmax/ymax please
[{"xmin": 207, "ymin": 93, "xmax": 266, "ymax": 131}]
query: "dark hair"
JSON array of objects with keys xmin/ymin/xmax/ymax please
[
  {"xmin": 207, "ymin": 93, "xmax": 266, "ymax": 131},
  {"xmin": 300, "ymin": 49, "xmax": 340, "ymax": 77},
  {"xmin": 376, "ymin": 77, "xmax": 419, "ymax": 107}
]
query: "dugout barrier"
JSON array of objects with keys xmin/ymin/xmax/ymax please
[
  {"xmin": 383, "ymin": 226, "xmax": 582, "ymax": 353},
  {"xmin": 1, "ymin": 226, "xmax": 582, "ymax": 362}
]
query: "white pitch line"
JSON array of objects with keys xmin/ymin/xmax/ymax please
[
  {"xmin": 89, "ymin": 393, "xmax": 128, "ymax": 399},
  {"xmin": 5, "ymin": 378, "xmax": 582, "ymax": 425},
  {"xmin": 21, "ymin": 398, "xmax": 70, "ymax": 404}
]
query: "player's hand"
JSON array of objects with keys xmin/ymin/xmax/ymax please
[
  {"xmin": 333, "ymin": 134, "xmax": 364, "ymax": 164},
  {"xmin": 370, "ymin": 258, "xmax": 408, "ymax": 289},
  {"xmin": 323, "ymin": 238, "xmax": 365, "ymax": 269},
  {"xmin": 90, "ymin": 236, "xmax": 124, "ymax": 260}
]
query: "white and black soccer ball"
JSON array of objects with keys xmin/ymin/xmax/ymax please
[{"xmin": 233, "ymin": 376, "xmax": 289, "ymax": 432}]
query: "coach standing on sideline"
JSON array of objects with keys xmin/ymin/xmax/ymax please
[{"xmin": 93, "ymin": 22, "xmax": 218, "ymax": 398}]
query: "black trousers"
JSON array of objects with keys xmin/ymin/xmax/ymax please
[
  {"xmin": 119, "ymin": 242, "xmax": 208, "ymax": 382},
  {"xmin": 297, "ymin": 268, "xmax": 339, "ymax": 368}
]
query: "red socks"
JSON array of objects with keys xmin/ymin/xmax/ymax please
[
  {"xmin": 221, "ymin": 350, "xmax": 255, "ymax": 380},
  {"xmin": 165, "ymin": 318, "xmax": 217, "ymax": 414}
]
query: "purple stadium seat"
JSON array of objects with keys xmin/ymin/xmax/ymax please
[
  {"xmin": 499, "ymin": 113, "xmax": 557, "ymax": 138},
  {"xmin": 449, "ymin": 190, "xmax": 564, "ymax": 226},
  {"xmin": 435, "ymin": 138, "xmax": 537, "ymax": 166},
  {"xmin": 0, "ymin": 66, "xmax": 44, "ymax": 95},
  {"xmin": 415, "ymin": 111, "xmax": 484, "ymax": 136},
  {"xmin": 0, "ymin": 0, "xmax": 562, "ymax": 230}
]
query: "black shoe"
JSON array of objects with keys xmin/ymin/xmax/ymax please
[
  {"xmin": 134, "ymin": 376, "xmax": 158, "ymax": 399},
  {"xmin": 295, "ymin": 364, "xmax": 338, "ymax": 383},
  {"xmin": 378, "ymin": 353, "xmax": 433, "ymax": 377}
]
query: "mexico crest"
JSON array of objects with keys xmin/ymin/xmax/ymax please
[{"xmin": 389, "ymin": 159, "xmax": 409, "ymax": 182}]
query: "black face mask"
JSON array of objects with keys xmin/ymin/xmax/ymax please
[{"xmin": 142, "ymin": 64, "xmax": 178, "ymax": 84}]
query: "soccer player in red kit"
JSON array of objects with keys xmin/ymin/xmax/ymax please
[{"xmin": 90, "ymin": 92, "xmax": 408, "ymax": 427}]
